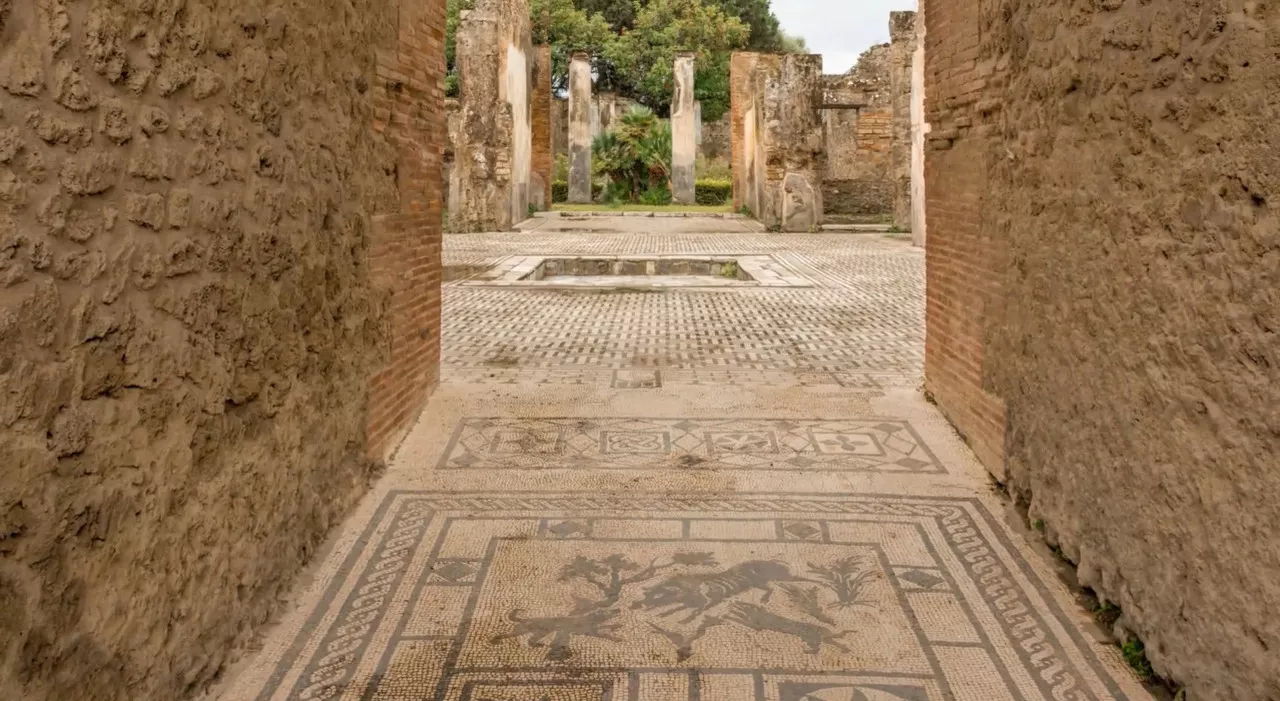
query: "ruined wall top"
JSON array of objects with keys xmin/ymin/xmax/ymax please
[
  {"xmin": 889, "ymin": 11, "xmax": 917, "ymax": 43},
  {"xmin": 824, "ymin": 43, "xmax": 890, "ymax": 108}
]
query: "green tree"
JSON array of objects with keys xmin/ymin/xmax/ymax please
[
  {"xmin": 574, "ymin": 0, "xmax": 638, "ymax": 32},
  {"xmin": 531, "ymin": 0, "xmax": 613, "ymax": 93},
  {"xmin": 602, "ymin": 0, "xmax": 749, "ymax": 119}
]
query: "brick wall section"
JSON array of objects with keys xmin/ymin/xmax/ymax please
[
  {"xmin": 729, "ymin": 52, "xmax": 755, "ymax": 212},
  {"xmin": 921, "ymin": 0, "xmax": 1007, "ymax": 477},
  {"xmin": 367, "ymin": 0, "xmax": 446, "ymax": 459},
  {"xmin": 530, "ymin": 45, "xmax": 553, "ymax": 209}
]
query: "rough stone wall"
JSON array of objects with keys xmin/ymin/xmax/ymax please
[
  {"xmin": 822, "ymin": 46, "xmax": 893, "ymax": 217},
  {"xmin": 888, "ymin": 12, "xmax": 916, "ymax": 229},
  {"xmin": 447, "ymin": 0, "xmax": 532, "ymax": 232},
  {"xmin": 530, "ymin": 45, "xmax": 552, "ymax": 210},
  {"xmin": 699, "ymin": 112, "xmax": 730, "ymax": 160},
  {"xmin": 926, "ymin": 0, "xmax": 1280, "ymax": 698},
  {"xmin": 730, "ymin": 52, "xmax": 825, "ymax": 231},
  {"xmin": 0, "ymin": 0, "xmax": 443, "ymax": 700},
  {"xmin": 443, "ymin": 97, "xmax": 460, "ymax": 210}
]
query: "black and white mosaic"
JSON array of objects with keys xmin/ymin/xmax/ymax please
[
  {"xmin": 436, "ymin": 418, "xmax": 944, "ymax": 473},
  {"xmin": 248, "ymin": 492, "xmax": 1138, "ymax": 701}
]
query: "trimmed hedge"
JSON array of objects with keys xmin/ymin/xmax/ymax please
[
  {"xmin": 552, "ymin": 182, "xmax": 604, "ymax": 203},
  {"xmin": 551, "ymin": 179, "xmax": 732, "ymax": 206},
  {"xmin": 695, "ymin": 179, "xmax": 731, "ymax": 206}
]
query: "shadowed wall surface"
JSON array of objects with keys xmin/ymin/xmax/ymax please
[
  {"xmin": 925, "ymin": 0, "xmax": 1280, "ymax": 698},
  {"xmin": 0, "ymin": 0, "xmax": 445, "ymax": 698}
]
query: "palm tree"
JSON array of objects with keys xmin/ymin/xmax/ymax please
[{"xmin": 591, "ymin": 106, "xmax": 673, "ymax": 203}]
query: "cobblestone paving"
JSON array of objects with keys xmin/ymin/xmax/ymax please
[{"xmin": 218, "ymin": 219, "xmax": 1150, "ymax": 701}]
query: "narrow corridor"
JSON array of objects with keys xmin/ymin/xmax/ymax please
[{"xmin": 216, "ymin": 216, "xmax": 1151, "ymax": 701}]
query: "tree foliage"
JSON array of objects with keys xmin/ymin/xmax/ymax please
[
  {"xmin": 592, "ymin": 106, "xmax": 672, "ymax": 203},
  {"xmin": 446, "ymin": 0, "xmax": 799, "ymax": 118},
  {"xmin": 602, "ymin": 0, "xmax": 748, "ymax": 120}
]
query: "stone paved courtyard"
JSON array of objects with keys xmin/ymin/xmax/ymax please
[{"xmin": 216, "ymin": 218, "xmax": 1153, "ymax": 701}]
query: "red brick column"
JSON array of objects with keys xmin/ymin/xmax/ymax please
[
  {"xmin": 531, "ymin": 45, "xmax": 554, "ymax": 210},
  {"xmin": 367, "ymin": 0, "xmax": 447, "ymax": 458},
  {"xmin": 921, "ymin": 0, "xmax": 1007, "ymax": 477}
]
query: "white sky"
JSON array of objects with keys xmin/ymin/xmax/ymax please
[{"xmin": 772, "ymin": 0, "xmax": 919, "ymax": 74}]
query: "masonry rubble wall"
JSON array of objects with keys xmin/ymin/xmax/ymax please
[
  {"xmin": 924, "ymin": 0, "xmax": 1280, "ymax": 698},
  {"xmin": 730, "ymin": 52, "xmax": 825, "ymax": 231},
  {"xmin": 0, "ymin": 0, "xmax": 445, "ymax": 698},
  {"xmin": 700, "ymin": 111, "xmax": 731, "ymax": 160},
  {"xmin": 822, "ymin": 45, "xmax": 892, "ymax": 217},
  {"xmin": 448, "ymin": 0, "xmax": 532, "ymax": 232}
]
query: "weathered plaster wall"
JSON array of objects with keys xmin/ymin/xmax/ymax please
[
  {"xmin": 447, "ymin": 0, "xmax": 532, "ymax": 232},
  {"xmin": 730, "ymin": 52, "xmax": 825, "ymax": 231},
  {"xmin": 909, "ymin": 2, "xmax": 928, "ymax": 247},
  {"xmin": 566, "ymin": 52, "xmax": 591, "ymax": 203},
  {"xmin": 670, "ymin": 53, "xmax": 696, "ymax": 204},
  {"xmin": 888, "ymin": 11, "xmax": 916, "ymax": 230},
  {"xmin": 0, "ymin": 0, "xmax": 444, "ymax": 699},
  {"xmin": 925, "ymin": 0, "xmax": 1280, "ymax": 698}
]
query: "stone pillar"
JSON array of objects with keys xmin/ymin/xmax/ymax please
[
  {"xmin": 531, "ymin": 44, "xmax": 554, "ymax": 211},
  {"xmin": 909, "ymin": 5, "xmax": 929, "ymax": 247},
  {"xmin": 671, "ymin": 52, "xmax": 698, "ymax": 205},
  {"xmin": 568, "ymin": 52, "xmax": 594, "ymax": 204},
  {"xmin": 448, "ymin": 0, "xmax": 533, "ymax": 232},
  {"xmin": 889, "ymin": 12, "xmax": 917, "ymax": 232},
  {"xmin": 730, "ymin": 52, "xmax": 825, "ymax": 231}
]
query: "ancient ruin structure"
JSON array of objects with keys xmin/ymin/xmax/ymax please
[
  {"xmin": 888, "ymin": 12, "xmax": 916, "ymax": 230},
  {"xmin": 730, "ymin": 53, "xmax": 826, "ymax": 231},
  {"xmin": 530, "ymin": 45, "xmax": 553, "ymax": 211},
  {"xmin": 448, "ymin": 0, "xmax": 534, "ymax": 232},
  {"xmin": 817, "ymin": 18, "xmax": 916, "ymax": 228},
  {"xmin": 821, "ymin": 48, "xmax": 891, "ymax": 217},
  {"xmin": 7, "ymin": 1, "xmax": 1278, "ymax": 700},
  {"xmin": 670, "ymin": 53, "xmax": 697, "ymax": 205},
  {"xmin": 567, "ymin": 52, "xmax": 593, "ymax": 203}
]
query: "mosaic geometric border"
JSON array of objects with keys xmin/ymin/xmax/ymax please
[
  {"xmin": 251, "ymin": 491, "xmax": 1136, "ymax": 701},
  {"xmin": 436, "ymin": 418, "xmax": 946, "ymax": 473}
]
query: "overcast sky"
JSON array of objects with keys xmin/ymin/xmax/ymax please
[{"xmin": 772, "ymin": 0, "xmax": 918, "ymax": 74}]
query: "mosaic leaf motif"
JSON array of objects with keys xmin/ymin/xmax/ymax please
[{"xmin": 504, "ymin": 552, "xmax": 881, "ymax": 660}]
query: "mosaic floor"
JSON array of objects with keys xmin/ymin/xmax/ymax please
[{"xmin": 216, "ymin": 219, "xmax": 1151, "ymax": 701}]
